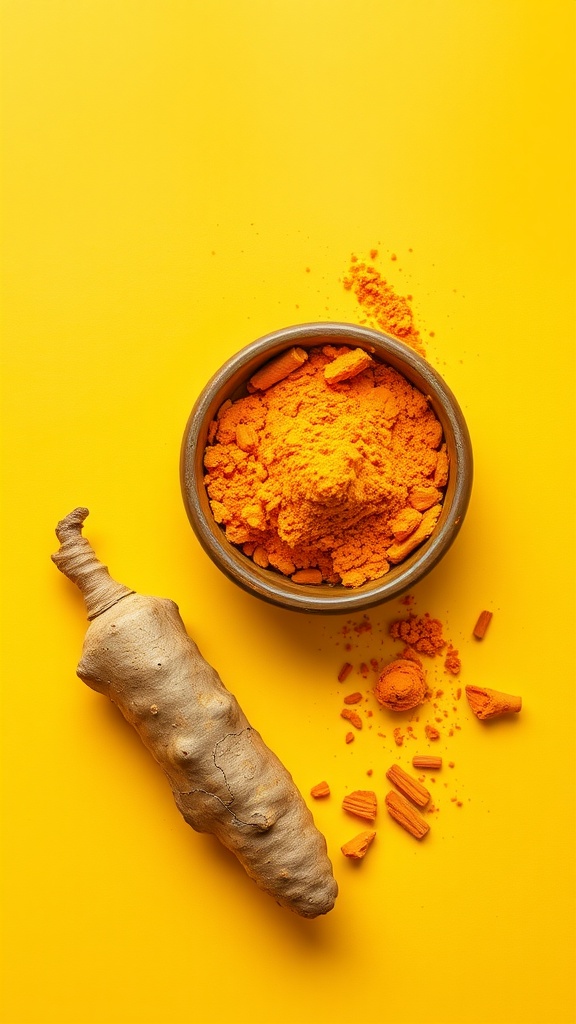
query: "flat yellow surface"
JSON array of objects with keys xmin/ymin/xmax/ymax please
[{"xmin": 1, "ymin": 3, "xmax": 575, "ymax": 1023}]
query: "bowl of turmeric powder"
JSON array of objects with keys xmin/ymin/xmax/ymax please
[{"xmin": 181, "ymin": 323, "xmax": 472, "ymax": 612}]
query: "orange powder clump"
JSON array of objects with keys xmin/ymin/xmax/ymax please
[
  {"xmin": 374, "ymin": 658, "xmax": 427, "ymax": 711},
  {"xmin": 444, "ymin": 644, "xmax": 461, "ymax": 675},
  {"xmin": 344, "ymin": 255, "xmax": 426, "ymax": 355},
  {"xmin": 389, "ymin": 613, "xmax": 446, "ymax": 656},
  {"xmin": 203, "ymin": 345, "xmax": 447, "ymax": 587}
]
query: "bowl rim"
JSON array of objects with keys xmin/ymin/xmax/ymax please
[{"xmin": 180, "ymin": 322, "xmax": 473, "ymax": 613}]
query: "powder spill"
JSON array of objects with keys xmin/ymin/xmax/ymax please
[{"xmin": 343, "ymin": 253, "xmax": 426, "ymax": 355}]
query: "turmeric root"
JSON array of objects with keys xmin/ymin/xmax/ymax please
[{"xmin": 52, "ymin": 508, "xmax": 337, "ymax": 918}]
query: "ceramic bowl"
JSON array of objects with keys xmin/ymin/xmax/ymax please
[{"xmin": 180, "ymin": 322, "xmax": 473, "ymax": 613}]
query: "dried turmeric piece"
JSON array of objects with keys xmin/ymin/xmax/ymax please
[
  {"xmin": 343, "ymin": 691, "xmax": 363, "ymax": 705},
  {"xmin": 386, "ymin": 504, "xmax": 441, "ymax": 564},
  {"xmin": 342, "ymin": 790, "xmax": 377, "ymax": 822},
  {"xmin": 341, "ymin": 830, "xmax": 376, "ymax": 860},
  {"xmin": 409, "ymin": 484, "xmax": 443, "ymax": 512},
  {"xmin": 386, "ymin": 764, "xmax": 430, "ymax": 808},
  {"xmin": 424, "ymin": 724, "xmax": 440, "ymax": 740},
  {"xmin": 473, "ymin": 610, "xmax": 493, "ymax": 640},
  {"xmin": 310, "ymin": 781, "xmax": 330, "ymax": 799},
  {"xmin": 412, "ymin": 755, "xmax": 442, "ymax": 769},
  {"xmin": 465, "ymin": 685, "xmax": 522, "ymax": 720},
  {"xmin": 291, "ymin": 568, "xmax": 323, "ymax": 584},
  {"xmin": 338, "ymin": 662, "xmax": 353, "ymax": 683},
  {"xmin": 389, "ymin": 507, "xmax": 422, "ymax": 542},
  {"xmin": 385, "ymin": 790, "xmax": 430, "ymax": 840},
  {"xmin": 341, "ymin": 708, "xmax": 362, "ymax": 730},
  {"xmin": 324, "ymin": 347, "xmax": 373, "ymax": 384},
  {"xmin": 345, "ymin": 731, "xmax": 355, "ymax": 744},
  {"xmin": 235, "ymin": 423, "xmax": 258, "ymax": 452},
  {"xmin": 248, "ymin": 346, "xmax": 308, "ymax": 391}
]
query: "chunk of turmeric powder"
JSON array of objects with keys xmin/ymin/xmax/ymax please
[{"xmin": 374, "ymin": 659, "xmax": 427, "ymax": 711}]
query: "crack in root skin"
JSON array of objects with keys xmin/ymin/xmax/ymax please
[
  {"xmin": 178, "ymin": 727, "xmax": 271, "ymax": 831},
  {"xmin": 212, "ymin": 727, "xmax": 252, "ymax": 806},
  {"xmin": 177, "ymin": 787, "xmax": 271, "ymax": 831}
]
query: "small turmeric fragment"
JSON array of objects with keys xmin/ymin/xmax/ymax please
[
  {"xmin": 248, "ymin": 347, "xmax": 308, "ymax": 391},
  {"xmin": 341, "ymin": 830, "xmax": 376, "ymax": 860},
  {"xmin": 424, "ymin": 724, "xmax": 440, "ymax": 740},
  {"xmin": 291, "ymin": 568, "xmax": 323, "ymax": 584},
  {"xmin": 386, "ymin": 504, "xmax": 441, "ymax": 564},
  {"xmin": 409, "ymin": 484, "xmax": 443, "ymax": 512},
  {"xmin": 310, "ymin": 781, "xmax": 330, "ymax": 799},
  {"xmin": 389, "ymin": 507, "xmax": 422, "ymax": 542},
  {"xmin": 465, "ymin": 685, "xmax": 522, "ymax": 720},
  {"xmin": 345, "ymin": 732, "xmax": 355, "ymax": 744},
  {"xmin": 338, "ymin": 662, "xmax": 353, "ymax": 683},
  {"xmin": 473, "ymin": 610, "xmax": 493, "ymax": 640},
  {"xmin": 341, "ymin": 708, "xmax": 363, "ymax": 730},
  {"xmin": 386, "ymin": 764, "xmax": 431, "ymax": 808},
  {"xmin": 235, "ymin": 423, "xmax": 258, "ymax": 452},
  {"xmin": 385, "ymin": 790, "xmax": 430, "ymax": 840},
  {"xmin": 412, "ymin": 755, "xmax": 442, "ymax": 769},
  {"xmin": 342, "ymin": 790, "xmax": 378, "ymax": 822},
  {"xmin": 343, "ymin": 691, "xmax": 363, "ymax": 705},
  {"xmin": 323, "ymin": 347, "xmax": 373, "ymax": 384}
]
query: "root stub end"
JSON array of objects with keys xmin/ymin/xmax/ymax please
[{"xmin": 54, "ymin": 506, "xmax": 90, "ymax": 542}]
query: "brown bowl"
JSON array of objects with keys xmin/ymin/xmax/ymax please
[{"xmin": 180, "ymin": 323, "xmax": 473, "ymax": 613}]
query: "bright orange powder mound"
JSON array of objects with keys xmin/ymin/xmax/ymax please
[{"xmin": 203, "ymin": 345, "xmax": 447, "ymax": 587}]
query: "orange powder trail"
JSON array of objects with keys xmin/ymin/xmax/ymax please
[{"xmin": 344, "ymin": 254, "xmax": 426, "ymax": 356}]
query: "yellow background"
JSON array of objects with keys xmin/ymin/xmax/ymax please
[{"xmin": 1, "ymin": 3, "xmax": 575, "ymax": 1023}]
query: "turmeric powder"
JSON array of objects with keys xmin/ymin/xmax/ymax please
[
  {"xmin": 343, "ymin": 255, "xmax": 426, "ymax": 355},
  {"xmin": 204, "ymin": 345, "xmax": 447, "ymax": 587},
  {"xmin": 389, "ymin": 612, "xmax": 446, "ymax": 656},
  {"xmin": 374, "ymin": 658, "xmax": 427, "ymax": 711}
]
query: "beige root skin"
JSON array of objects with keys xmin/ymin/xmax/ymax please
[{"xmin": 52, "ymin": 509, "xmax": 337, "ymax": 918}]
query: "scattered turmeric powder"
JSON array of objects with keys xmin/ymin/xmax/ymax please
[
  {"xmin": 389, "ymin": 613, "xmax": 446, "ymax": 655},
  {"xmin": 344, "ymin": 255, "xmax": 426, "ymax": 355},
  {"xmin": 444, "ymin": 644, "xmax": 461, "ymax": 675},
  {"xmin": 204, "ymin": 345, "xmax": 447, "ymax": 588}
]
